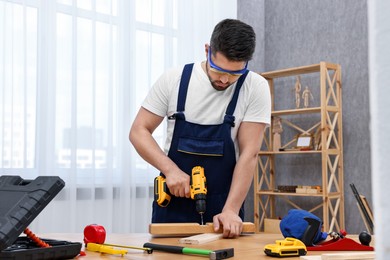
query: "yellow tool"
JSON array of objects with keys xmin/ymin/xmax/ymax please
[
  {"xmin": 86, "ymin": 242, "xmax": 153, "ymax": 255},
  {"xmin": 264, "ymin": 237, "xmax": 307, "ymax": 257},
  {"xmin": 86, "ymin": 243, "xmax": 128, "ymax": 256},
  {"xmin": 154, "ymin": 166, "xmax": 207, "ymax": 225},
  {"xmin": 190, "ymin": 166, "xmax": 207, "ymax": 225}
]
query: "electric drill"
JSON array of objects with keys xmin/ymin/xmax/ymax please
[
  {"xmin": 190, "ymin": 166, "xmax": 207, "ymax": 225},
  {"xmin": 154, "ymin": 166, "xmax": 207, "ymax": 225}
]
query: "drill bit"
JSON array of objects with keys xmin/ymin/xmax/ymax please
[{"xmin": 200, "ymin": 213, "xmax": 204, "ymax": 226}]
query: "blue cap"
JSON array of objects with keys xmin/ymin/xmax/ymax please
[{"xmin": 279, "ymin": 209, "xmax": 328, "ymax": 244}]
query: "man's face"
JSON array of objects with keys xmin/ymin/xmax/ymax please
[{"xmin": 205, "ymin": 46, "xmax": 248, "ymax": 91}]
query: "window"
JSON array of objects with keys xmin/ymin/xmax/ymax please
[{"xmin": 0, "ymin": 0, "xmax": 236, "ymax": 233}]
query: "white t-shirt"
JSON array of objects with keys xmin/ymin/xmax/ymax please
[{"xmin": 142, "ymin": 62, "xmax": 271, "ymax": 158}]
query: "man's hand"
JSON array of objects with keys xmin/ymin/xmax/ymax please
[
  {"xmin": 165, "ymin": 169, "xmax": 190, "ymax": 198},
  {"xmin": 213, "ymin": 210, "xmax": 243, "ymax": 238}
]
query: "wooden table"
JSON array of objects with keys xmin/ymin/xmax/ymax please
[{"xmin": 39, "ymin": 233, "xmax": 371, "ymax": 259}]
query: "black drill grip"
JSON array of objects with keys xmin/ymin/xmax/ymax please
[{"xmin": 143, "ymin": 243, "xmax": 183, "ymax": 254}]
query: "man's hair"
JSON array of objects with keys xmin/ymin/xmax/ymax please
[{"xmin": 210, "ymin": 19, "xmax": 256, "ymax": 62}]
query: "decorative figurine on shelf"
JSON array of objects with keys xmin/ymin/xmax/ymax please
[
  {"xmin": 313, "ymin": 126, "xmax": 322, "ymax": 150},
  {"xmin": 272, "ymin": 117, "xmax": 283, "ymax": 151},
  {"xmin": 294, "ymin": 76, "xmax": 302, "ymax": 109},
  {"xmin": 302, "ymin": 86, "xmax": 314, "ymax": 108}
]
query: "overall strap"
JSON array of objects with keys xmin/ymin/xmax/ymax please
[
  {"xmin": 176, "ymin": 63, "xmax": 194, "ymax": 112},
  {"xmin": 225, "ymin": 70, "xmax": 249, "ymax": 116},
  {"xmin": 223, "ymin": 71, "xmax": 249, "ymax": 127}
]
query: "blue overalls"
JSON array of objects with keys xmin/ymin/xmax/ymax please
[{"xmin": 152, "ymin": 63, "xmax": 249, "ymax": 224}]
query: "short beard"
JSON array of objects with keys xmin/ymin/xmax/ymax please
[{"xmin": 205, "ymin": 62, "xmax": 233, "ymax": 91}]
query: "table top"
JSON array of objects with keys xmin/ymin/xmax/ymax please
[{"xmin": 39, "ymin": 233, "xmax": 370, "ymax": 259}]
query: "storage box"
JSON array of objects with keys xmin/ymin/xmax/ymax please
[
  {"xmin": 295, "ymin": 185, "xmax": 321, "ymax": 194},
  {"xmin": 0, "ymin": 175, "xmax": 82, "ymax": 259}
]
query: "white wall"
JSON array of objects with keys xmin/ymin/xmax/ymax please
[{"xmin": 368, "ymin": 0, "xmax": 390, "ymax": 258}]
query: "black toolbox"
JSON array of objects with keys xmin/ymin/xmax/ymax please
[{"xmin": 0, "ymin": 175, "xmax": 82, "ymax": 259}]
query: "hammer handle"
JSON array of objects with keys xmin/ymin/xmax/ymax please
[
  {"xmin": 143, "ymin": 242, "xmax": 211, "ymax": 256},
  {"xmin": 143, "ymin": 243, "xmax": 183, "ymax": 254}
]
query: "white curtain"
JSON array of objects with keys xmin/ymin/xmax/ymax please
[{"xmin": 0, "ymin": 0, "xmax": 236, "ymax": 233}]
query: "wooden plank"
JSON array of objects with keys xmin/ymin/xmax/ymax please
[
  {"xmin": 272, "ymin": 107, "xmax": 321, "ymax": 116},
  {"xmin": 350, "ymin": 184, "xmax": 374, "ymax": 233},
  {"xmin": 261, "ymin": 62, "xmax": 339, "ymax": 79},
  {"xmin": 320, "ymin": 252, "xmax": 375, "ymax": 260},
  {"xmin": 178, "ymin": 233, "xmax": 223, "ymax": 244},
  {"xmin": 357, "ymin": 202, "xmax": 372, "ymax": 234},
  {"xmin": 258, "ymin": 150, "xmax": 322, "ymax": 155},
  {"xmin": 149, "ymin": 222, "xmax": 255, "ymax": 236},
  {"xmin": 261, "ymin": 64, "xmax": 321, "ymax": 78},
  {"xmin": 300, "ymin": 252, "xmax": 375, "ymax": 260},
  {"xmin": 360, "ymin": 195, "xmax": 374, "ymax": 222},
  {"xmin": 300, "ymin": 256, "xmax": 321, "ymax": 260}
]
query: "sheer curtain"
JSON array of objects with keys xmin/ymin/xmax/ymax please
[{"xmin": 0, "ymin": 0, "xmax": 236, "ymax": 233}]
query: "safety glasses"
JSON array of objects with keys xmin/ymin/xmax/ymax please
[{"xmin": 207, "ymin": 47, "xmax": 248, "ymax": 76}]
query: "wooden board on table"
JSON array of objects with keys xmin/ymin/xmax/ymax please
[
  {"xmin": 179, "ymin": 233, "xmax": 223, "ymax": 244},
  {"xmin": 149, "ymin": 222, "xmax": 255, "ymax": 236},
  {"xmin": 300, "ymin": 252, "xmax": 375, "ymax": 260}
]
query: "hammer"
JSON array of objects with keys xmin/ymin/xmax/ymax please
[{"xmin": 143, "ymin": 242, "xmax": 234, "ymax": 259}]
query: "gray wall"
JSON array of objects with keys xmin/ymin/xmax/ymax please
[{"xmin": 239, "ymin": 0, "xmax": 370, "ymax": 234}]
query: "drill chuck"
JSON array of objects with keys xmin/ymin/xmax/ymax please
[{"xmin": 195, "ymin": 194, "xmax": 206, "ymax": 214}]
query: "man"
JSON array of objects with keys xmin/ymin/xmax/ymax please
[{"xmin": 130, "ymin": 19, "xmax": 271, "ymax": 238}]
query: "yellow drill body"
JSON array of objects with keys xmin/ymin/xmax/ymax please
[
  {"xmin": 190, "ymin": 166, "xmax": 207, "ymax": 225},
  {"xmin": 154, "ymin": 166, "xmax": 207, "ymax": 224}
]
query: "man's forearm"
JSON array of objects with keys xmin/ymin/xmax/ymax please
[
  {"xmin": 222, "ymin": 152, "xmax": 258, "ymax": 214},
  {"xmin": 130, "ymin": 126, "xmax": 178, "ymax": 175}
]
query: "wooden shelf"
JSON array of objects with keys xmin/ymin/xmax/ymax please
[
  {"xmin": 254, "ymin": 62, "xmax": 344, "ymax": 233},
  {"xmin": 258, "ymin": 150, "xmax": 322, "ymax": 155},
  {"xmin": 261, "ymin": 62, "xmax": 339, "ymax": 79},
  {"xmin": 272, "ymin": 107, "xmax": 321, "ymax": 116},
  {"xmin": 271, "ymin": 106, "xmax": 339, "ymax": 117},
  {"xmin": 258, "ymin": 150, "xmax": 340, "ymax": 155},
  {"xmin": 256, "ymin": 191, "xmax": 342, "ymax": 197}
]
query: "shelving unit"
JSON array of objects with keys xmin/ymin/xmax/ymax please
[{"xmin": 254, "ymin": 62, "xmax": 344, "ymax": 232}]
